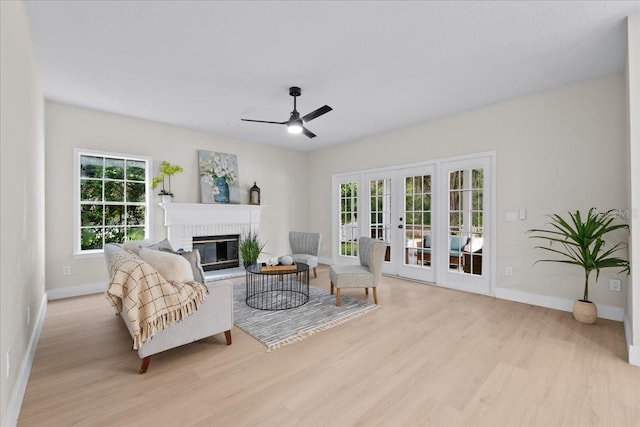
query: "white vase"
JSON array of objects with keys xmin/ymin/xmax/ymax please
[{"xmin": 161, "ymin": 194, "xmax": 172, "ymax": 204}]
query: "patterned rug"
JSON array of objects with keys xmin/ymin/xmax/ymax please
[{"xmin": 233, "ymin": 283, "xmax": 380, "ymax": 351}]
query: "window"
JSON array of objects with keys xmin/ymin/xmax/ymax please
[{"xmin": 74, "ymin": 149, "xmax": 151, "ymax": 254}]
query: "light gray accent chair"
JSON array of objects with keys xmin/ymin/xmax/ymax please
[
  {"xmin": 104, "ymin": 243, "xmax": 234, "ymax": 374},
  {"xmin": 288, "ymin": 231, "xmax": 322, "ymax": 278},
  {"xmin": 329, "ymin": 236, "xmax": 387, "ymax": 306}
]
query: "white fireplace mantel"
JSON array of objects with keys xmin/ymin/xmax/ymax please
[{"xmin": 160, "ymin": 202, "xmax": 264, "ymax": 251}]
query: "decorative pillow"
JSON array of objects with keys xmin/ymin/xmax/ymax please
[
  {"xmin": 123, "ymin": 239, "xmax": 152, "ymax": 255},
  {"xmin": 147, "ymin": 239, "xmax": 173, "ymax": 252},
  {"xmin": 450, "ymin": 235, "xmax": 468, "ymax": 251},
  {"xmin": 139, "ymin": 248, "xmax": 194, "ymax": 283},
  {"xmin": 160, "ymin": 247, "xmax": 206, "ymax": 284}
]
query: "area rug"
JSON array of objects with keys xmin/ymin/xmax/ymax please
[{"xmin": 233, "ymin": 283, "xmax": 381, "ymax": 352}]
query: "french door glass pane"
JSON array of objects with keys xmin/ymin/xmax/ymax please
[
  {"xmin": 340, "ymin": 182, "xmax": 358, "ymax": 257},
  {"xmin": 448, "ymin": 168, "xmax": 484, "ymax": 275},
  {"xmin": 404, "ymin": 174, "xmax": 432, "ymax": 268},
  {"xmin": 369, "ymin": 178, "xmax": 391, "ymax": 261}
]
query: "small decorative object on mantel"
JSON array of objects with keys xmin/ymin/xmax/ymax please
[
  {"xmin": 152, "ymin": 161, "xmax": 183, "ymax": 202},
  {"xmin": 198, "ymin": 150, "xmax": 239, "ymax": 204},
  {"xmin": 249, "ymin": 181, "xmax": 261, "ymax": 205}
]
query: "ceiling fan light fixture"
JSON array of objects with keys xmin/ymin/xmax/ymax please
[
  {"xmin": 287, "ymin": 121, "xmax": 303, "ymax": 134},
  {"xmin": 241, "ymin": 86, "xmax": 332, "ymax": 139}
]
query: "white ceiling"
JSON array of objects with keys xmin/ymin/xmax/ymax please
[{"xmin": 25, "ymin": 1, "xmax": 640, "ymax": 152}]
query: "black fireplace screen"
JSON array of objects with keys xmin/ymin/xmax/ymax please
[{"xmin": 192, "ymin": 234, "xmax": 240, "ymax": 271}]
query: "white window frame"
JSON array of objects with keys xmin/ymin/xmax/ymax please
[{"xmin": 73, "ymin": 148, "xmax": 153, "ymax": 255}]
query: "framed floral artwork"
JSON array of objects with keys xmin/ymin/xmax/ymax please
[{"xmin": 198, "ymin": 150, "xmax": 240, "ymax": 204}]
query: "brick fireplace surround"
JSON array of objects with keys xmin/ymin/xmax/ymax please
[{"xmin": 160, "ymin": 202, "xmax": 263, "ymax": 280}]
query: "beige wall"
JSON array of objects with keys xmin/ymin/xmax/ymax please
[
  {"xmin": 45, "ymin": 102, "xmax": 309, "ymax": 294},
  {"xmin": 308, "ymin": 73, "xmax": 629, "ymax": 308},
  {"xmin": 626, "ymin": 14, "xmax": 640, "ymax": 351},
  {"xmin": 1, "ymin": 1, "xmax": 46, "ymax": 424}
]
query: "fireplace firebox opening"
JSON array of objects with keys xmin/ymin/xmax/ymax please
[{"xmin": 192, "ymin": 234, "xmax": 240, "ymax": 271}]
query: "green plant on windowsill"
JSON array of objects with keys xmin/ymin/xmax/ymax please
[
  {"xmin": 151, "ymin": 161, "xmax": 183, "ymax": 196},
  {"xmin": 239, "ymin": 231, "xmax": 266, "ymax": 268},
  {"xmin": 527, "ymin": 208, "xmax": 630, "ymax": 324}
]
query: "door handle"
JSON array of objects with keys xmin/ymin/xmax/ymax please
[{"xmin": 398, "ymin": 225, "xmax": 403, "ymax": 229}]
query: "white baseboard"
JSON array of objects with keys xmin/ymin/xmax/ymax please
[
  {"xmin": 624, "ymin": 312, "xmax": 640, "ymax": 366},
  {"xmin": 2, "ymin": 293, "xmax": 47, "ymax": 427},
  {"xmin": 494, "ymin": 287, "xmax": 624, "ymax": 322},
  {"xmin": 319, "ymin": 257, "xmax": 332, "ymax": 266},
  {"xmin": 47, "ymin": 282, "xmax": 105, "ymax": 300}
]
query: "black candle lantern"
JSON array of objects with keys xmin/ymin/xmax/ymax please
[{"xmin": 249, "ymin": 181, "xmax": 261, "ymax": 205}]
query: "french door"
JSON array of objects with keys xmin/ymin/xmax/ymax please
[
  {"xmin": 334, "ymin": 153, "xmax": 493, "ymax": 296},
  {"xmin": 397, "ymin": 165, "xmax": 436, "ymax": 282},
  {"xmin": 438, "ymin": 156, "xmax": 491, "ymax": 295}
]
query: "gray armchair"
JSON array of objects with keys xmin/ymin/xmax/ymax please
[
  {"xmin": 288, "ymin": 231, "xmax": 322, "ymax": 278},
  {"xmin": 329, "ymin": 236, "xmax": 387, "ymax": 306}
]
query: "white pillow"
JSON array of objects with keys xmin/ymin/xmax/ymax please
[
  {"xmin": 139, "ymin": 248, "xmax": 194, "ymax": 283},
  {"xmin": 122, "ymin": 239, "xmax": 153, "ymax": 255}
]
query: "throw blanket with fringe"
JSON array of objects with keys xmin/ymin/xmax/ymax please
[{"xmin": 105, "ymin": 252, "xmax": 208, "ymax": 350}]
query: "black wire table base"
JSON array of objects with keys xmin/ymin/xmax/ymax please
[{"xmin": 245, "ymin": 263, "xmax": 310, "ymax": 311}]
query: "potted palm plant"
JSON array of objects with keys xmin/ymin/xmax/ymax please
[
  {"xmin": 238, "ymin": 231, "xmax": 266, "ymax": 268},
  {"xmin": 527, "ymin": 208, "xmax": 630, "ymax": 324}
]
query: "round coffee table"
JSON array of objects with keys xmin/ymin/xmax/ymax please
[{"xmin": 245, "ymin": 263, "xmax": 309, "ymax": 310}]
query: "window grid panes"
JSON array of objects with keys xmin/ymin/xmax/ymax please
[
  {"xmin": 369, "ymin": 179, "xmax": 391, "ymax": 242},
  {"xmin": 370, "ymin": 178, "xmax": 392, "ymax": 262},
  {"xmin": 405, "ymin": 175, "xmax": 432, "ymax": 267},
  {"xmin": 79, "ymin": 154, "xmax": 149, "ymax": 251},
  {"xmin": 448, "ymin": 168, "xmax": 483, "ymax": 275},
  {"xmin": 339, "ymin": 182, "xmax": 358, "ymax": 257}
]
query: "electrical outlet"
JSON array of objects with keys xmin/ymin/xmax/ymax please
[
  {"xmin": 6, "ymin": 350, "xmax": 11, "ymax": 378},
  {"xmin": 506, "ymin": 212, "xmax": 517, "ymax": 222},
  {"xmin": 505, "ymin": 266, "xmax": 513, "ymax": 276},
  {"xmin": 609, "ymin": 279, "xmax": 621, "ymax": 292},
  {"xmin": 62, "ymin": 266, "xmax": 71, "ymax": 275},
  {"xmin": 27, "ymin": 306, "xmax": 31, "ymax": 326}
]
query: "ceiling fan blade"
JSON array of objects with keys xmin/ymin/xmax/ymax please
[
  {"xmin": 301, "ymin": 105, "xmax": 332, "ymax": 123},
  {"xmin": 302, "ymin": 127, "xmax": 316, "ymax": 139},
  {"xmin": 241, "ymin": 119, "xmax": 287, "ymax": 125}
]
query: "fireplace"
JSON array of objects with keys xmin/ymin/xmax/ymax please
[
  {"xmin": 160, "ymin": 203, "xmax": 263, "ymax": 279},
  {"xmin": 193, "ymin": 234, "xmax": 240, "ymax": 272}
]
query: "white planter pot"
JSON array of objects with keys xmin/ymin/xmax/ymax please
[{"xmin": 161, "ymin": 195, "xmax": 173, "ymax": 204}]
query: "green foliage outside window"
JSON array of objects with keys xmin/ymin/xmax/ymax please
[
  {"xmin": 340, "ymin": 182, "xmax": 358, "ymax": 225},
  {"xmin": 79, "ymin": 154, "xmax": 148, "ymax": 251}
]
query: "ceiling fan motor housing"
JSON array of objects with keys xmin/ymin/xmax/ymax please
[{"xmin": 289, "ymin": 86, "xmax": 301, "ymax": 97}]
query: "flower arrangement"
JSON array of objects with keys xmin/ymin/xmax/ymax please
[
  {"xmin": 151, "ymin": 161, "xmax": 183, "ymax": 196},
  {"xmin": 199, "ymin": 152, "xmax": 238, "ymax": 194}
]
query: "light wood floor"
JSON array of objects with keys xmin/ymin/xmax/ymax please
[{"xmin": 19, "ymin": 265, "xmax": 640, "ymax": 426}]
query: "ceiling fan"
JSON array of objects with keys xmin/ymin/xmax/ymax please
[{"xmin": 241, "ymin": 86, "xmax": 332, "ymax": 139}]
